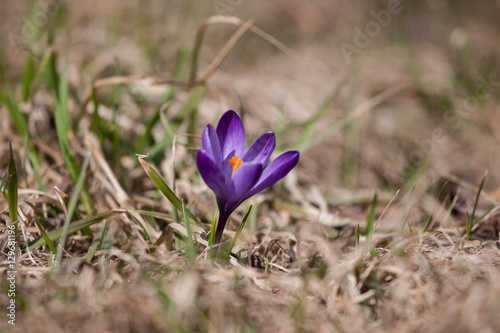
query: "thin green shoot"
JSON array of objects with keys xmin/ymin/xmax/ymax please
[
  {"xmin": 53, "ymin": 62, "xmax": 94, "ymax": 229},
  {"xmin": 422, "ymin": 181, "xmax": 449, "ymax": 233},
  {"xmin": 296, "ymin": 84, "xmax": 342, "ymax": 146},
  {"xmin": 137, "ymin": 49, "xmax": 188, "ymax": 152},
  {"xmin": 98, "ymin": 222, "xmax": 109, "ymax": 251},
  {"xmin": 0, "ymin": 69, "xmax": 45, "ymax": 191},
  {"xmin": 54, "ymin": 150, "xmax": 92, "ymax": 272},
  {"xmin": 365, "ymin": 193, "xmax": 377, "ymax": 242},
  {"xmin": 466, "ymin": 212, "xmax": 471, "ymax": 241},
  {"xmin": 176, "ymin": 85, "xmax": 206, "ymax": 142},
  {"xmin": 8, "ymin": 141, "xmax": 18, "ymax": 234},
  {"xmin": 33, "ymin": 220, "xmax": 57, "ymax": 254},
  {"xmin": 45, "ymin": 50, "xmax": 60, "ymax": 99},
  {"xmin": 137, "ymin": 154, "xmax": 199, "ymax": 225},
  {"xmin": 0, "ymin": 88, "xmax": 28, "ymax": 137},
  {"xmin": 355, "ymin": 224, "xmax": 360, "ymax": 253},
  {"xmin": 225, "ymin": 205, "xmax": 252, "ymax": 261},
  {"xmin": 127, "ymin": 210, "xmax": 154, "ymax": 245},
  {"xmin": 468, "ymin": 170, "xmax": 488, "ymax": 239},
  {"xmin": 54, "ymin": 61, "xmax": 80, "ymax": 183},
  {"xmin": 111, "ymin": 65, "xmax": 124, "ymax": 184},
  {"xmin": 208, "ymin": 212, "xmax": 217, "ymax": 259},
  {"xmin": 264, "ymin": 257, "xmax": 270, "ymax": 275},
  {"xmin": 148, "ymin": 109, "xmax": 176, "ymax": 162},
  {"xmin": 248, "ymin": 201, "xmax": 258, "ymax": 235},
  {"xmin": 23, "ymin": 131, "xmax": 44, "ymax": 191},
  {"xmin": 21, "ymin": 55, "xmax": 35, "ymax": 101},
  {"xmin": 31, "ymin": 49, "xmax": 55, "ymax": 96},
  {"xmin": 182, "ymin": 200, "xmax": 196, "ymax": 259}
]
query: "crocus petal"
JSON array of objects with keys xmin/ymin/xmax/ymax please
[
  {"xmin": 196, "ymin": 150, "xmax": 228, "ymax": 199},
  {"xmin": 216, "ymin": 110, "xmax": 246, "ymax": 160},
  {"xmin": 202, "ymin": 124, "xmax": 222, "ymax": 164},
  {"xmin": 247, "ymin": 150, "xmax": 299, "ymax": 197},
  {"xmin": 227, "ymin": 162, "xmax": 263, "ymax": 209},
  {"xmin": 243, "ymin": 132, "xmax": 275, "ymax": 166}
]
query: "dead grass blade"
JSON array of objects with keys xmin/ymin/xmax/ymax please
[
  {"xmin": 374, "ymin": 189, "xmax": 400, "ymax": 230},
  {"xmin": 197, "ymin": 18, "xmax": 255, "ymax": 84}
]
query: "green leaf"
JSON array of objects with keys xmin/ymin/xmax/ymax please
[{"xmin": 138, "ymin": 156, "xmax": 199, "ymax": 225}]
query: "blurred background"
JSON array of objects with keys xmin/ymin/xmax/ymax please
[{"xmin": 2, "ymin": 0, "xmax": 500, "ymax": 224}]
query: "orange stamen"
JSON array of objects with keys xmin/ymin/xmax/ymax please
[{"xmin": 229, "ymin": 155, "xmax": 244, "ymax": 175}]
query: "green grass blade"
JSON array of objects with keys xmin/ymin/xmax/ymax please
[
  {"xmin": 355, "ymin": 224, "xmax": 360, "ymax": 252},
  {"xmin": 225, "ymin": 205, "xmax": 252, "ymax": 261},
  {"xmin": 466, "ymin": 212, "xmax": 471, "ymax": 241},
  {"xmin": 469, "ymin": 170, "xmax": 488, "ymax": 237},
  {"xmin": 148, "ymin": 112, "xmax": 176, "ymax": 162},
  {"xmin": 365, "ymin": 193, "xmax": 377, "ymax": 241},
  {"xmin": 297, "ymin": 85, "xmax": 342, "ymax": 146},
  {"xmin": 21, "ymin": 55, "xmax": 35, "ymax": 101},
  {"xmin": 0, "ymin": 87, "xmax": 44, "ymax": 190},
  {"xmin": 54, "ymin": 62, "xmax": 81, "ymax": 183},
  {"xmin": 208, "ymin": 212, "xmax": 217, "ymax": 259},
  {"xmin": 174, "ymin": 85, "xmax": 205, "ymax": 147},
  {"xmin": 8, "ymin": 141, "xmax": 18, "ymax": 234},
  {"xmin": 422, "ymin": 181, "xmax": 449, "ymax": 233},
  {"xmin": 45, "ymin": 50, "xmax": 60, "ymax": 99},
  {"xmin": 127, "ymin": 210, "xmax": 153, "ymax": 246},
  {"xmin": 130, "ymin": 209, "xmax": 173, "ymax": 222},
  {"xmin": 137, "ymin": 49, "xmax": 188, "ymax": 152},
  {"xmin": 54, "ymin": 150, "xmax": 92, "ymax": 268},
  {"xmin": 138, "ymin": 156, "xmax": 200, "ymax": 225},
  {"xmin": 31, "ymin": 49, "xmax": 56, "ymax": 96},
  {"xmin": 0, "ymin": 88, "xmax": 28, "ymax": 137},
  {"xmin": 182, "ymin": 200, "xmax": 196, "ymax": 258},
  {"xmin": 33, "ymin": 220, "xmax": 57, "ymax": 254},
  {"xmin": 29, "ymin": 209, "xmax": 122, "ymax": 250},
  {"xmin": 98, "ymin": 222, "xmax": 109, "ymax": 251},
  {"xmin": 53, "ymin": 60, "xmax": 93, "ymax": 219}
]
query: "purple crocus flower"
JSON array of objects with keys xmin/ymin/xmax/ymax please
[{"xmin": 197, "ymin": 110, "xmax": 299, "ymax": 244}]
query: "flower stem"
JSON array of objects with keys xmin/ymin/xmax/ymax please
[{"xmin": 214, "ymin": 210, "xmax": 231, "ymax": 245}]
